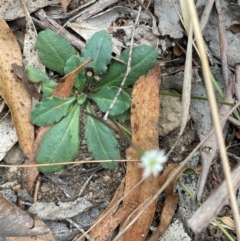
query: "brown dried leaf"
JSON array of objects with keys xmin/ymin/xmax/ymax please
[
  {"xmin": 52, "ymin": 58, "xmax": 92, "ymax": 98},
  {"xmin": 236, "ymin": 130, "xmax": 240, "ymax": 139},
  {"xmin": 60, "ymin": 0, "xmax": 71, "ymax": 12},
  {"xmin": 119, "ymin": 64, "xmax": 161, "ymax": 241},
  {"xmin": 217, "ymin": 216, "xmax": 235, "ymax": 230},
  {"xmin": 148, "ymin": 163, "xmax": 187, "ymax": 241},
  {"xmin": 227, "ymin": 24, "xmax": 240, "ymax": 34},
  {"xmin": 0, "ymin": 18, "xmax": 34, "ymax": 158},
  {"xmin": 22, "ymin": 126, "xmax": 50, "ymax": 193},
  {"xmin": 12, "ymin": 64, "xmax": 42, "ymax": 99}
]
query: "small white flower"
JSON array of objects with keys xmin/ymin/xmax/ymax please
[{"xmin": 139, "ymin": 149, "xmax": 167, "ymax": 178}]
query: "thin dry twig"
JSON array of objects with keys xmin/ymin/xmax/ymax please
[
  {"xmin": 69, "ymin": 0, "xmax": 118, "ymax": 23},
  {"xmin": 228, "ymin": 115, "xmax": 240, "ymax": 127},
  {"xmin": 67, "ymin": 218, "xmax": 92, "ymax": 241},
  {"xmin": 199, "ymin": 0, "xmax": 214, "ymax": 31},
  {"xmin": 78, "ymin": 175, "xmax": 93, "ymax": 197},
  {"xmin": 215, "ymin": 0, "xmax": 229, "ymax": 88},
  {"xmin": 103, "ymin": 2, "xmax": 142, "ymax": 120},
  {"xmin": 52, "ymin": 0, "xmax": 97, "ymax": 19},
  {"xmin": 180, "ymin": 22, "xmax": 193, "ymax": 135},
  {"xmin": 187, "ymin": 0, "xmax": 240, "ymax": 238},
  {"xmin": 33, "ymin": 9, "xmax": 84, "ymax": 50},
  {"xmin": 235, "ymin": 65, "xmax": 240, "ymax": 101}
]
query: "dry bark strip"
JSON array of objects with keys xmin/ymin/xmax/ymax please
[
  {"xmin": 147, "ymin": 163, "xmax": 187, "ymax": 241},
  {"xmin": 0, "ymin": 18, "xmax": 34, "ymax": 158},
  {"xmin": 118, "ymin": 64, "xmax": 161, "ymax": 240}
]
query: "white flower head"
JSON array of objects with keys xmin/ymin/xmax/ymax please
[{"xmin": 139, "ymin": 149, "xmax": 167, "ymax": 178}]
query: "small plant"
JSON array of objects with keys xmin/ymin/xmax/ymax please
[{"xmin": 29, "ymin": 29, "xmax": 157, "ymax": 174}]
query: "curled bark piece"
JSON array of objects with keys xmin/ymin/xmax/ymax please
[{"xmin": 0, "ymin": 192, "xmax": 49, "ymax": 237}]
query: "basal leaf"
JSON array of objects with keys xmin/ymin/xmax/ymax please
[
  {"xmin": 64, "ymin": 55, "xmax": 86, "ymax": 91},
  {"xmin": 36, "ymin": 104, "xmax": 80, "ymax": 173},
  {"xmin": 0, "ymin": 19, "xmax": 34, "ymax": 158},
  {"xmin": 26, "ymin": 66, "xmax": 54, "ymax": 83},
  {"xmin": 85, "ymin": 104, "xmax": 120, "ymax": 169},
  {"xmin": 31, "ymin": 96, "xmax": 76, "ymax": 126},
  {"xmin": 89, "ymin": 86, "xmax": 131, "ymax": 116},
  {"xmin": 112, "ymin": 108, "xmax": 131, "ymax": 122},
  {"xmin": 82, "ymin": 30, "xmax": 112, "ymax": 75},
  {"xmin": 41, "ymin": 81, "xmax": 57, "ymax": 97},
  {"xmin": 77, "ymin": 93, "xmax": 87, "ymax": 105},
  {"xmin": 94, "ymin": 45, "xmax": 158, "ymax": 90},
  {"xmin": 26, "ymin": 66, "xmax": 57, "ymax": 97},
  {"xmin": 36, "ymin": 29, "xmax": 76, "ymax": 75}
]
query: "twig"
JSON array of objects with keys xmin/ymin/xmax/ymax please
[
  {"xmin": 215, "ymin": 0, "xmax": 229, "ymax": 88},
  {"xmin": 51, "ymin": 0, "xmax": 97, "ymax": 19},
  {"xmin": 199, "ymin": 0, "xmax": 215, "ymax": 31},
  {"xmin": 175, "ymin": 41, "xmax": 200, "ymax": 67},
  {"xmin": 134, "ymin": 0, "xmax": 157, "ymax": 21},
  {"xmin": 103, "ymin": 2, "xmax": 142, "ymax": 120},
  {"xmin": 187, "ymin": 0, "xmax": 240, "ymax": 239},
  {"xmin": 78, "ymin": 175, "xmax": 93, "ymax": 197},
  {"xmin": 227, "ymin": 152, "xmax": 240, "ymax": 162},
  {"xmin": 235, "ymin": 65, "xmax": 240, "ymax": 101},
  {"xmin": 68, "ymin": 0, "xmax": 118, "ymax": 25},
  {"xmin": 33, "ymin": 9, "xmax": 84, "ymax": 50},
  {"xmin": 45, "ymin": 174, "xmax": 75, "ymax": 199},
  {"xmin": 228, "ymin": 116, "xmax": 240, "ymax": 127},
  {"xmin": 67, "ymin": 218, "xmax": 92, "ymax": 241}
]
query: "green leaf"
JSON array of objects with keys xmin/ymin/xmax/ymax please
[
  {"xmin": 112, "ymin": 108, "xmax": 131, "ymax": 122},
  {"xmin": 89, "ymin": 86, "xmax": 131, "ymax": 116},
  {"xmin": 26, "ymin": 66, "xmax": 54, "ymax": 83},
  {"xmin": 64, "ymin": 55, "xmax": 86, "ymax": 91},
  {"xmin": 41, "ymin": 81, "xmax": 57, "ymax": 97},
  {"xmin": 36, "ymin": 29, "xmax": 76, "ymax": 75},
  {"xmin": 36, "ymin": 104, "xmax": 80, "ymax": 173},
  {"xmin": 94, "ymin": 45, "xmax": 158, "ymax": 90},
  {"xmin": 77, "ymin": 93, "xmax": 87, "ymax": 105},
  {"xmin": 25, "ymin": 66, "xmax": 57, "ymax": 97},
  {"xmin": 31, "ymin": 96, "xmax": 76, "ymax": 126},
  {"xmin": 81, "ymin": 30, "xmax": 112, "ymax": 75},
  {"xmin": 85, "ymin": 104, "xmax": 120, "ymax": 169}
]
